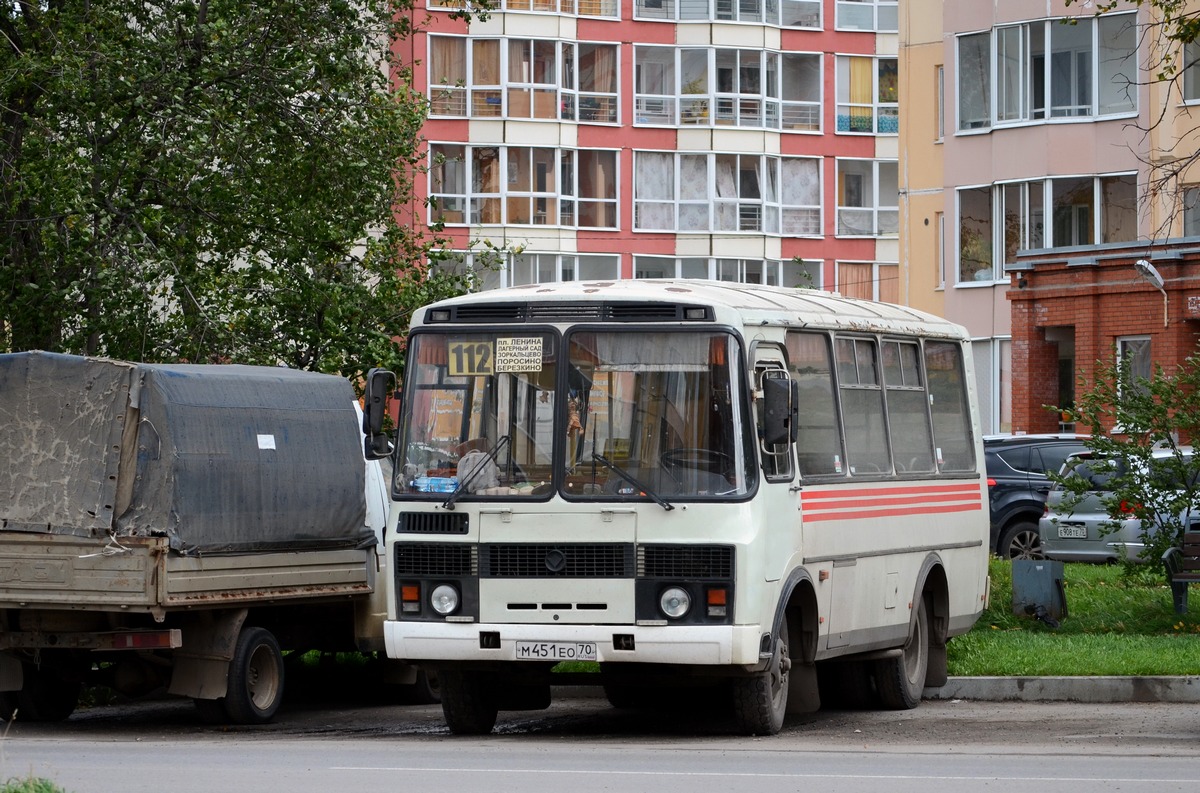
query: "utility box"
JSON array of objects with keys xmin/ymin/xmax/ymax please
[{"xmin": 1012, "ymin": 559, "xmax": 1068, "ymax": 623}]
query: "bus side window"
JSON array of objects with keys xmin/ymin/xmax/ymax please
[{"xmin": 786, "ymin": 331, "xmax": 844, "ymax": 477}]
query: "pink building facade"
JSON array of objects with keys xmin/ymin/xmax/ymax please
[{"xmin": 399, "ymin": 0, "xmax": 904, "ymax": 298}]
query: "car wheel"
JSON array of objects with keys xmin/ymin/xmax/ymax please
[{"xmin": 1000, "ymin": 521, "xmax": 1044, "ymax": 560}]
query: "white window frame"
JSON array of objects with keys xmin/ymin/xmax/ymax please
[
  {"xmin": 835, "ymin": 159, "xmax": 898, "ymax": 238},
  {"xmin": 835, "ymin": 0, "xmax": 897, "ymax": 33},
  {"xmin": 633, "ymin": 46, "xmax": 783, "ymax": 129},
  {"xmin": 428, "ymin": 0, "xmax": 619, "ymax": 18},
  {"xmin": 835, "ymin": 55, "xmax": 899, "ymax": 135},
  {"xmin": 631, "ymin": 0, "xmax": 821, "ymax": 27},
  {"xmin": 1116, "ymin": 335, "xmax": 1152, "ymax": 405}
]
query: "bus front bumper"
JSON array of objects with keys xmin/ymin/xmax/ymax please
[{"xmin": 384, "ymin": 620, "xmax": 765, "ymax": 666}]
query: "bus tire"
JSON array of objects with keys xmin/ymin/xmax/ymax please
[
  {"xmin": 440, "ymin": 669, "xmax": 498, "ymax": 735},
  {"xmin": 223, "ymin": 627, "xmax": 285, "ymax": 725},
  {"xmin": 875, "ymin": 598, "xmax": 929, "ymax": 710},
  {"xmin": 731, "ymin": 617, "xmax": 789, "ymax": 735}
]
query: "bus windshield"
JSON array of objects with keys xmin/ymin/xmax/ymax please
[{"xmin": 394, "ymin": 328, "xmax": 754, "ymax": 501}]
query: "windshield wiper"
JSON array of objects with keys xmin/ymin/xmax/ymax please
[
  {"xmin": 443, "ymin": 435, "xmax": 511, "ymax": 511},
  {"xmin": 590, "ymin": 453, "xmax": 674, "ymax": 511}
]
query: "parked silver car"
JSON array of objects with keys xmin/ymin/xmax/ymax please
[{"xmin": 1041, "ymin": 448, "xmax": 1194, "ymax": 564}]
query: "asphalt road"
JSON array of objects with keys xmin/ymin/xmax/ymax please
[{"xmin": 2, "ymin": 692, "xmax": 1200, "ymax": 793}]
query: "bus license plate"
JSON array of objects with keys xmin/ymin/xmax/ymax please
[
  {"xmin": 1058, "ymin": 523, "xmax": 1088, "ymax": 539},
  {"xmin": 514, "ymin": 641, "xmax": 597, "ymax": 661}
]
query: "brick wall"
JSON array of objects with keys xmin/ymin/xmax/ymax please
[{"xmin": 1008, "ymin": 245, "xmax": 1200, "ymax": 436}]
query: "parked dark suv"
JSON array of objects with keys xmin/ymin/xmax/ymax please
[{"xmin": 984, "ymin": 434, "xmax": 1091, "ymax": 559}]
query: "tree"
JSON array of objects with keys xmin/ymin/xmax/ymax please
[
  {"xmin": 1054, "ymin": 351, "xmax": 1200, "ymax": 568},
  {"xmin": 1, "ymin": 0, "xmax": 476, "ymax": 380}
]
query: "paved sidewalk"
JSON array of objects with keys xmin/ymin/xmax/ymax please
[{"xmin": 926, "ymin": 676, "xmax": 1200, "ymax": 703}]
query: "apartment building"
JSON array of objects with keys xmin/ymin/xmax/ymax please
[
  {"xmin": 400, "ymin": 0, "xmax": 903, "ymax": 298},
  {"xmin": 900, "ymin": 0, "xmax": 1154, "ymax": 434}
]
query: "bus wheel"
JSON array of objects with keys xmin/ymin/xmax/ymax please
[
  {"xmin": 440, "ymin": 669, "xmax": 498, "ymax": 735},
  {"xmin": 731, "ymin": 618, "xmax": 790, "ymax": 735},
  {"xmin": 875, "ymin": 598, "xmax": 929, "ymax": 710}
]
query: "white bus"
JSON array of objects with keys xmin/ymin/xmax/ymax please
[{"xmin": 364, "ymin": 279, "xmax": 989, "ymax": 735}]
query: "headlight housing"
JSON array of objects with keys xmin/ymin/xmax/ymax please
[
  {"xmin": 659, "ymin": 586, "xmax": 691, "ymax": 619},
  {"xmin": 430, "ymin": 583, "xmax": 460, "ymax": 615}
]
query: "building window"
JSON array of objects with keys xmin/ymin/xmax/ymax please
[
  {"xmin": 966, "ymin": 173, "xmax": 1137, "ymax": 276},
  {"xmin": 632, "ymin": 0, "xmax": 820, "ymax": 26},
  {"xmin": 429, "ymin": 144, "xmax": 617, "ymax": 229},
  {"xmin": 429, "ymin": 37, "xmax": 618, "ymax": 123},
  {"xmin": 836, "ymin": 0, "xmax": 897, "ymax": 32},
  {"xmin": 511, "ymin": 253, "xmax": 621, "ymax": 285},
  {"xmin": 837, "ymin": 261, "xmax": 899, "ymax": 302},
  {"xmin": 957, "ymin": 32, "xmax": 991, "ymax": 131},
  {"xmin": 634, "ymin": 46, "xmax": 802, "ymax": 130},
  {"xmin": 1184, "ymin": 186, "xmax": 1200, "ymax": 235},
  {"xmin": 956, "ymin": 13, "xmax": 1136, "ymax": 130},
  {"xmin": 936, "ymin": 212, "xmax": 945, "ymax": 288},
  {"xmin": 429, "ymin": 0, "xmax": 618, "ymax": 17},
  {"xmin": 634, "ymin": 152, "xmax": 820, "ymax": 235},
  {"xmin": 935, "ymin": 65, "xmax": 945, "ymax": 141},
  {"xmin": 632, "ymin": 256, "xmax": 812, "ymax": 286},
  {"xmin": 957, "ymin": 185, "xmax": 994, "ymax": 283},
  {"xmin": 1116, "ymin": 336, "xmax": 1152, "ymax": 404},
  {"xmin": 1184, "ymin": 41, "xmax": 1200, "ymax": 102},
  {"xmin": 836, "ymin": 159, "xmax": 898, "ymax": 237},
  {"xmin": 836, "ymin": 57, "xmax": 898, "ymax": 134}
]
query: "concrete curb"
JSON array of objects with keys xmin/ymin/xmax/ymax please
[
  {"xmin": 559, "ymin": 677, "xmax": 1200, "ymax": 704},
  {"xmin": 925, "ymin": 676, "xmax": 1200, "ymax": 703}
]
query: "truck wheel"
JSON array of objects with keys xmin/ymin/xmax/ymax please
[
  {"xmin": 223, "ymin": 627, "xmax": 285, "ymax": 725},
  {"xmin": 875, "ymin": 598, "xmax": 930, "ymax": 710},
  {"xmin": 439, "ymin": 669, "xmax": 497, "ymax": 735},
  {"xmin": 731, "ymin": 617, "xmax": 790, "ymax": 735}
]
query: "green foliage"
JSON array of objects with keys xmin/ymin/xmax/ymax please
[
  {"xmin": 0, "ymin": 778, "xmax": 67, "ymax": 793},
  {"xmin": 948, "ymin": 559, "xmax": 1200, "ymax": 676},
  {"xmin": 1051, "ymin": 352, "xmax": 1200, "ymax": 570},
  {"xmin": 1, "ymin": 0, "xmax": 486, "ymax": 381}
]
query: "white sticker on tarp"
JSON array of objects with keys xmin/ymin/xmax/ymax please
[{"xmin": 258, "ymin": 434, "xmax": 277, "ymax": 450}]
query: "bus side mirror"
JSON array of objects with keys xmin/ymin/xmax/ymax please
[
  {"xmin": 762, "ymin": 377, "xmax": 799, "ymax": 446},
  {"xmin": 363, "ymin": 368, "xmax": 396, "ymax": 460}
]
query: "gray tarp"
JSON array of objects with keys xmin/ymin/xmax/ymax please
[{"xmin": 0, "ymin": 351, "xmax": 374, "ymax": 555}]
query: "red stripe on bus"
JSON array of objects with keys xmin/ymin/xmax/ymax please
[
  {"xmin": 801, "ymin": 501, "xmax": 983, "ymax": 522},
  {"xmin": 803, "ymin": 492, "xmax": 982, "ymax": 510}
]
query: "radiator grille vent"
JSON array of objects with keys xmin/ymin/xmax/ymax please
[
  {"xmin": 396, "ymin": 512, "xmax": 469, "ymax": 535},
  {"xmin": 638, "ymin": 545, "xmax": 734, "ymax": 579},
  {"xmin": 481, "ymin": 543, "xmax": 634, "ymax": 578},
  {"xmin": 394, "ymin": 543, "xmax": 476, "ymax": 576}
]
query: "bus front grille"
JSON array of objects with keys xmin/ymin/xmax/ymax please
[
  {"xmin": 481, "ymin": 543, "xmax": 634, "ymax": 578},
  {"xmin": 394, "ymin": 543, "xmax": 476, "ymax": 576}
]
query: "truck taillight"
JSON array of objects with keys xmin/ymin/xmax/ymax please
[
  {"xmin": 706, "ymin": 587, "xmax": 728, "ymax": 618},
  {"xmin": 400, "ymin": 583, "xmax": 421, "ymax": 613}
]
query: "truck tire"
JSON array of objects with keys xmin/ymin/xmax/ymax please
[
  {"xmin": 875, "ymin": 598, "xmax": 930, "ymax": 710},
  {"xmin": 731, "ymin": 617, "xmax": 790, "ymax": 735},
  {"xmin": 222, "ymin": 627, "xmax": 285, "ymax": 725},
  {"xmin": 439, "ymin": 669, "xmax": 498, "ymax": 735}
]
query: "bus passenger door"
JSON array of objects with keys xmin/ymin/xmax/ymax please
[{"xmin": 753, "ymin": 347, "xmax": 800, "ymax": 584}]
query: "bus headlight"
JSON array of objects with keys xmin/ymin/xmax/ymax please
[
  {"xmin": 659, "ymin": 587, "xmax": 691, "ymax": 619},
  {"xmin": 430, "ymin": 584, "xmax": 460, "ymax": 615}
]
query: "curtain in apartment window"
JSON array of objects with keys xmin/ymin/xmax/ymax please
[
  {"xmin": 431, "ymin": 38, "xmax": 466, "ymax": 86},
  {"xmin": 679, "ymin": 155, "xmax": 709, "ymax": 230},
  {"xmin": 472, "ymin": 40, "xmax": 502, "ymax": 116},
  {"xmin": 850, "ymin": 57, "xmax": 873, "ymax": 129},
  {"xmin": 635, "ymin": 152, "xmax": 674, "ymax": 229},
  {"xmin": 838, "ymin": 262, "xmax": 873, "ymax": 300},
  {"xmin": 877, "ymin": 264, "xmax": 898, "ymax": 303}
]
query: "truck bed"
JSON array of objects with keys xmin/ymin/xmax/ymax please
[{"xmin": 0, "ymin": 533, "xmax": 373, "ymax": 613}]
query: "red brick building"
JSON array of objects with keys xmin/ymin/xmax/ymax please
[{"xmin": 1008, "ymin": 242, "xmax": 1200, "ymax": 435}]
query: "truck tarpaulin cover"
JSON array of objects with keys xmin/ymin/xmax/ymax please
[{"xmin": 0, "ymin": 351, "xmax": 374, "ymax": 556}]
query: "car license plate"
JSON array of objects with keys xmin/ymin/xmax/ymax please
[
  {"xmin": 1058, "ymin": 523, "xmax": 1088, "ymax": 539},
  {"xmin": 514, "ymin": 641, "xmax": 597, "ymax": 661}
]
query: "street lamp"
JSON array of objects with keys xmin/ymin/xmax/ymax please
[{"xmin": 1134, "ymin": 259, "xmax": 1168, "ymax": 328}]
